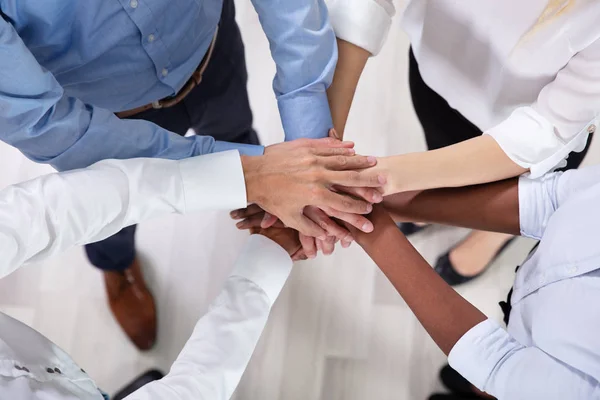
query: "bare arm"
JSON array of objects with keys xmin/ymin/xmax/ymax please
[
  {"xmin": 376, "ymin": 135, "xmax": 527, "ymax": 195},
  {"xmin": 348, "ymin": 205, "xmax": 487, "ymax": 355},
  {"xmin": 327, "ymin": 39, "xmax": 371, "ymax": 138},
  {"xmin": 383, "ymin": 177, "xmax": 521, "ymax": 235}
]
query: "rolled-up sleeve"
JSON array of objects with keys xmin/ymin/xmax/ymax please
[
  {"xmin": 485, "ymin": 38, "xmax": 600, "ymax": 179},
  {"xmin": 448, "ymin": 319, "xmax": 600, "ymax": 400},
  {"xmin": 518, "ymin": 163, "xmax": 600, "ymax": 239},
  {"xmin": 325, "ymin": 0, "xmax": 396, "ymax": 56}
]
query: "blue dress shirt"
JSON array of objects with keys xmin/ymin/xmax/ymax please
[{"xmin": 0, "ymin": 0, "xmax": 336, "ymax": 171}]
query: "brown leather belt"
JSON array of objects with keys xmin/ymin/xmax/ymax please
[{"xmin": 116, "ymin": 26, "xmax": 219, "ymax": 119}]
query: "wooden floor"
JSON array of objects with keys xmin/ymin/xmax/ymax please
[{"xmin": 0, "ymin": 1, "xmax": 598, "ymax": 399}]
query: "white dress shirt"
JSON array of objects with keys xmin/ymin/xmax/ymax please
[
  {"xmin": 448, "ymin": 164, "xmax": 600, "ymax": 399},
  {"xmin": 0, "ymin": 151, "xmax": 293, "ymax": 399},
  {"xmin": 328, "ymin": 0, "xmax": 600, "ymax": 178}
]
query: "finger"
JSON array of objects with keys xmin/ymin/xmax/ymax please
[
  {"xmin": 328, "ymin": 128, "xmax": 341, "ymax": 140},
  {"xmin": 322, "ymin": 155, "xmax": 377, "ymax": 171},
  {"xmin": 308, "ymin": 137, "xmax": 354, "ymax": 148},
  {"xmin": 334, "ymin": 185, "xmax": 383, "ymax": 204},
  {"xmin": 230, "ymin": 204, "xmax": 263, "ymax": 220},
  {"xmin": 320, "ymin": 237, "xmax": 335, "ymax": 256},
  {"xmin": 293, "ymin": 252, "xmax": 309, "ymax": 261},
  {"xmin": 326, "ymin": 169, "xmax": 387, "ymax": 188},
  {"xmin": 323, "ymin": 206, "xmax": 374, "ymax": 233},
  {"xmin": 304, "ymin": 206, "xmax": 351, "ymax": 241},
  {"xmin": 236, "ymin": 214, "xmax": 265, "ymax": 230},
  {"xmin": 260, "ymin": 212, "xmax": 279, "ymax": 229},
  {"xmin": 341, "ymin": 236, "xmax": 353, "ymax": 248},
  {"xmin": 316, "ymin": 189, "xmax": 373, "ymax": 215},
  {"xmin": 312, "ymin": 147, "xmax": 356, "ymax": 156},
  {"xmin": 294, "ymin": 215, "xmax": 328, "ymax": 240},
  {"xmin": 299, "ymin": 233, "xmax": 317, "ymax": 259}
]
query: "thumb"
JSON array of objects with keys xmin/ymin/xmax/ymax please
[
  {"xmin": 261, "ymin": 212, "xmax": 278, "ymax": 228},
  {"xmin": 328, "ymin": 128, "xmax": 341, "ymax": 140}
]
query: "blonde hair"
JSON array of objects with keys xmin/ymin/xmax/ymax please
[
  {"xmin": 515, "ymin": 0, "xmax": 574, "ymax": 48},
  {"xmin": 532, "ymin": 0, "xmax": 574, "ymax": 32}
]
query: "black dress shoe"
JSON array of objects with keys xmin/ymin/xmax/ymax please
[
  {"xmin": 397, "ymin": 222, "xmax": 429, "ymax": 236},
  {"xmin": 434, "ymin": 238, "xmax": 516, "ymax": 286},
  {"xmin": 113, "ymin": 369, "xmax": 164, "ymax": 400}
]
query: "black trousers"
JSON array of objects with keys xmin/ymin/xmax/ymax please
[
  {"xmin": 85, "ymin": 0, "xmax": 258, "ymax": 271},
  {"xmin": 408, "ymin": 49, "xmax": 592, "ymax": 170}
]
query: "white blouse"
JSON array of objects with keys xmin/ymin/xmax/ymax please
[{"xmin": 327, "ymin": 0, "xmax": 600, "ymax": 178}]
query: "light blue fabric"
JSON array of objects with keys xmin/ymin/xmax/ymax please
[
  {"xmin": 448, "ymin": 164, "xmax": 600, "ymax": 399},
  {"xmin": 0, "ymin": 0, "xmax": 336, "ymax": 171}
]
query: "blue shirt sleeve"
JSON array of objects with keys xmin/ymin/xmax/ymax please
[
  {"xmin": 0, "ymin": 16, "xmax": 263, "ymax": 172},
  {"xmin": 250, "ymin": 0, "xmax": 337, "ymax": 141}
]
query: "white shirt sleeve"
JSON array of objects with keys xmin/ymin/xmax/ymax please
[
  {"xmin": 0, "ymin": 150, "xmax": 246, "ymax": 279},
  {"xmin": 448, "ymin": 319, "xmax": 600, "ymax": 400},
  {"xmin": 324, "ymin": 0, "xmax": 395, "ymax": 55},
  {"xmin": 485, "ymin": 38, "xmax": 600, "ymax": 179},
  {"xmin": 518, "ymin": 163, "xmax": 600, "ymax": 239},
  {"xmin": 124, "ymin": 234, "xmax": 293, "ymax": 400}
]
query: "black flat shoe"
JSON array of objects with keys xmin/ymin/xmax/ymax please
[
  {"xmin": 397, "ymin": 222, "xmax": 429, "ymax": 236},
  {"xmin": 439, "ymin": 365, "xmax": 474, "ymax": 395},
  {"xmin": 429, "ymin": 394, "xmax": 478, "ymax": 400},
  {"xmin": 434, "ymin": 238, "xmax": 516, "ymax": 286},
  {"xmin": 113, "ymin": 369, "xmax": 164, "ymax": 400}
]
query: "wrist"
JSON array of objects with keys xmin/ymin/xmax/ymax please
[
  {"xmin": 377, "ymin": 156, "xmax": 402, "ymax": 195},
  {"xmin": 240, "ymin": 155, "xmax": 264, "ymax": 205}
]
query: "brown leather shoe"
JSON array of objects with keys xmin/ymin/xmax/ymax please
[{"xmin": 104, "ymin": 258, "xmax": 157, "ymax": 350}]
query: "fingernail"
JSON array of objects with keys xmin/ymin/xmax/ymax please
[
  {"xmin": 309, "ymin": 253, "xmax": 316, "ymax": 259},
  {"xmin": 349, "ymin": 149, "xmax": 356, "ymax": 155},
  {"xmin": 236, "ymin": 221, "xmax": 245, "ymax": 228},
  {"xmin": 366, "ymin": 204, "xmax": 373, "ymax": 213},
  {"xmin": 373, "ymin": 193, "xmax": 383, "ymax": 203},
  {"xmin": 362, "ymin": 222, "xmax": 373, "ymax": 232},
  {"xmin": 367, "ymin": 156, "xmax": 377, "ymax": 165},
  {"xmin": 378, "ymin": 175, "xmax": 387, "ymax": 185},
  {"xmin": 318, "ymin": 236, "xmax": 327, "ymax": 241},
  {"xmin": 230, "ymin": 211, "xmax": 238, "ymax": 218}
]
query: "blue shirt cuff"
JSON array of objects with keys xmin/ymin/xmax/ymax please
[
  {"xmin": 213, "ymin": 141, "xmax": 264, "ymax": 156},
  {"xmin": 278, "ymin": 91, "xmax": 333, "ymax": 141}
]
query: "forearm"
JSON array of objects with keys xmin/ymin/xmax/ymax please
[
  {"xmin": 378, "ymin": 135, "xmax": 527, "ymax": 195},
  {"xmin": 327, "ymin": 39, "xmax": 371, "ymax": 138},
  {"xmin": 383, "ymin": 178, "xmax": 521, "ymax": 235},
  {"xmin": 360, "ymin": 218, "xmax": 486, "ymax": 355}
]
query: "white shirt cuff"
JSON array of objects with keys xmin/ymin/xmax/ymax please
[
  {"xmin": 484, "ymin": 107, "xmax": 597, "ymax": 179},
  {"xmin": 178, "ymin": 150, "xmax": 247, "ymax": 212},
  {"xmin": 448, "ymin": 319, "xmax": 513, "ymax": 392},
  {"xmin": 326, "ymin": 0, "xmax": 395, "ymax": 56},
  {"xmin": 230, "ymin": 235, "xmax": 293, "ymax": 304}
]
